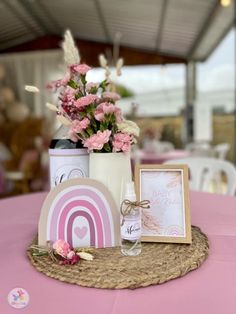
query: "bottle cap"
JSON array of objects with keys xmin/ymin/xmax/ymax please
[{"xmin": 125, "ymin": 181, "xmax": 136, "ymax": 202}]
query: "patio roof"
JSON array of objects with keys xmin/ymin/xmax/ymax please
[{"xmin": 0, "ymin": 0, "xmax": 234, "ymax": 63}]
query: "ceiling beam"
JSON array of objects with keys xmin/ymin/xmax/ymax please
[
  {"xmin": 2, "ymin": 0, "xmax": 42, "ymax": 36},
  {"xmin": 187, "ymin": 0, "xmax": 221, "ymax": 60},
  {"xmin": 0, "ymin": 34, "xmax": 38, "ymax": 51},
  {"xmin": 0, "ymin": 35, "xmax": 186, "ymax": 65},
  {"xmin": 34, "ymin": 1, "xmax": 63, "ymax": 34},
  {"xmin": 93, "ymin": 0, "xmax": 111, "ymax": 43},
  {"xmin": 198, "ymin": 22, "xmax": 234, "ymax": 62},
  {"xmin": 17, "ymin": 0, "xmax": 60, "ymax": 35},
  {"xmin": 155, "ymin": 0, "xmax": 169, "ymax": 51}
]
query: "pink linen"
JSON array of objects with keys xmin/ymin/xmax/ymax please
[
  {"xmin": 138, "ymin": 149, "xmax": 191, "ymax": 164},
  {"xmin": 0, "ymin": 191, "xmax": 236, "ymax": 314},
  {"xmin": 0, "ymin": 163, "xmax": 5, "ymax": 194}
]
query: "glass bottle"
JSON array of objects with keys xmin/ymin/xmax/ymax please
[
  {"xmin": 121, "ymin": 182, "xmax": 142, "ymax": 256},
  {"xmin": 49, "ymin": 125, "xmax": 89, "ymax": 188}
]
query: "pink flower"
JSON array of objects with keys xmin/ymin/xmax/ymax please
[
  {"xmin": 53, "ymin": 240, "xmax": 71, "ymax": 258},
  {"xmin": 70, "ymin": 63, "xmax": 91, "ymax": 75},
  {"xmin": 60, "ymin": 254, "xmax": 80, "ymax": 265},
  {"xmin": 112, "ymin": 132, "xmax": 132, "ymax": 153},
  {"xmin": 94, "ymin": 106, "xmax": 104, "ymax": 121},
  {"xmin": 114, "ymin": 107, "xmax": 123, "ymax": 123},
  {"xmin": 83, "ymin": 130, "xmax": 111, "ymax": 151},
  {"xmin": 68, "ymin": 130, "xmax": 79, "ymax": 142},
  {"xmin": 70, "ymin": 118, "xmax": 90, "ymax": 133},
  {"xmin": 86, "ymin": 82, "xmax": 99, "ymax": 92},
  {"xmin": 102, "ymin": 91, "xmax": 121, "ymax": 101},
  {"xmin": 94, "ymin": 102, "xmax": 116, "ymax": 121},
  {"xmin": 75, "ymin": 94, "xmax": 98, "ymax": 109},
  {"xmin": 60, "ymin": 86, "xmax": 76, "ymax": 105},
  {"xmin": 47, "ymin": 71, "xmax": 71, "ymax": 91},
  {"xmin": 67, "ymin": 250, "xmax": 76, "ymax": 260}
]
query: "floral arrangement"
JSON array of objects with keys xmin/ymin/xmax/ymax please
[
  {"xmin": 29, "ymin": 239, "xmax": 94, "ymax": 265},
  {"xmin": 44, "ymin": 30, "xmax": 139, "ymax": 153},
  {"xmin": 25, "ymin": 30, "xmax": 139, "ymax": 153}
]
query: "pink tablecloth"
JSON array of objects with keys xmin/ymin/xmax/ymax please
[
  {"xmin": 0, "ymin": 191, "xmax": 236, "ymax": 314},
  {"xmin": 133, "ymin": 149, "xmax": 190, "ymax": 164}
]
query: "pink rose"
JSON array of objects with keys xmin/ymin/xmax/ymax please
[
  {"xmin": 75, "ymin": 94, "xmax": 98, "ymax": 109},
  {"xmin": 70, "ymin": 118, "xmax": 90, "ymax": 133},
  {"xmin": 83, "ymin": 130, "xmax": 111, "ymax": 151},
  {"xmin": 53, "ymin": 240, "xmax": 71, "ymax": 257},
  {"xmin": 102, "ymin": 91, "xmax": 121, "ymax": 101},
  {"xmin": 112, "ymin": 132, "xmax": 132, "ymax": 153},
  {"xmin": 70, "ymin": 63, "xmax": 91, "ymax": 75}
]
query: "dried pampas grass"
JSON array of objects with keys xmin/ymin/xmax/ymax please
[{"xmin": 62, "ymin": 29, "xmax": 80, "ymax": 66}]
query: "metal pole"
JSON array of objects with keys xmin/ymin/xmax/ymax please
[{"xmin": 185, "ymin": 61, "xmax": 196, "ymax": 144}]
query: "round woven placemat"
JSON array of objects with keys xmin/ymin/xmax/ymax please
[{"xmin": 27, "ymin": 226, "xmax": 209, "ymax": 289}]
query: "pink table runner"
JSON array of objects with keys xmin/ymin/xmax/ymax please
[{"xmin": 0, "ymin": 191, "xmax": 236, "ymax": 314}]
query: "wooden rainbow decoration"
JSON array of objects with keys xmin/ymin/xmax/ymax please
[{"xmin": 38, "ymin": 178, "xmax": 120, "ymax": 248}]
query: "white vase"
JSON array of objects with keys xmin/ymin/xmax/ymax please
[{"xmin": 89, "ymin": 153, "xmax": 132, "ymax": 210}]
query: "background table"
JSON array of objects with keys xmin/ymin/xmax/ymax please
[
  {"xmin": 0, "ymin": 191, "xmax": 236, "ymax": 314},
  {"xmin": 132, "ymin": 149, "xmax": 191, "ymax": 164}
]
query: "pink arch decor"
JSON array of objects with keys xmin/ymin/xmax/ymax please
[{"xmin": 38, "ymin": 178, "xmax": 120, "ymax": 248}]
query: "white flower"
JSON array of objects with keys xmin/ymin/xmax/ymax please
[
  {"xmin": 76, "ymin": 252, "xmax": 94, "ymax": 261},
  {"xmin": 99, "ymin": 54, "xmax": 107, "ymax": 68},
  {"xmin": 57, "ymin": 115, "xmax": 72, "ymax": 126},
  {"xmin": 24, "ymin": 85, "xmax": 40, "ymax": 93},
  {"xmin": 117, "ymin": 120, "xmax": 140, "ymax": 137},
  {"xmin": 46, "ymin": 102, "xmax": 58, "ymax": 111},
  {"xmin": 116, "ymin": 58, "xmax": 124, "ymax": 76}
]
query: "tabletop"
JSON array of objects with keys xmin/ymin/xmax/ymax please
[{"xmin": 0, "ymin": 191, "xmax": 236, "ymax": 314}]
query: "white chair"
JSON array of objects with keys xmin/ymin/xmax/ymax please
[
  {"xmin": 164, "ymin": 157, "xmax": 236, "ymax": 195},
  {"xmin": 185, "ymin": 142, "xmax": 214, "ymax": 157},
  {"xmin": 214, "ymin": 143, "xmax": 230, "ymax": 160},
  {"xmin": 158, "ymin": 141, "xmax": 175, "ymax": 153}
]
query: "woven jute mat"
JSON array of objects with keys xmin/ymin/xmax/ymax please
[{"xmin": 27, "ymin": 226, "xmax": 209, "ymax": 289}]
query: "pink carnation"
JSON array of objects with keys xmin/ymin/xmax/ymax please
[
  {"xmin": 53, "ymin": 240, "xmax": 71, "ymax": 258},
  {"xmin": 114, "ymin": 107, "xmax": 122, "ymax": 123},
  {"xmin": 70, "ymin": 63, "xmax": 91, "ymax": 75},
  {"xmin": 94, "ymin": 102, "xmax": 116, "ymax": 121},
  {"xmin": 103, "ymin": 91, "xmax": 121, "ymax": 101},
  {"xmin": 112, "ymin": 132, "xmax": 132, "ymax": 153},
  {"xmin": 75, "ymin": 94, "xmax": 98, "ymax": 109},
  {"xmin": 86, "ymin": 82, "xmax": 99, "ymax": 92},
  {"xmin": 68, "ymin": 131, "xmax": 79, "ymax": 142},
  {"xmin": 70, "ymin": 118, "xmax": 90, "ymax": 133},
  {"xmin": 47, "ymin": 71, "xmax": 70, "ymax": 91},
  {"xmin": 67, "ymin": 251, "xmax": 76, "ymax": 260},
  {"xmin": 83, "ymin": 130, "xmax": 111, "ymax": 151},
  {"xmin": 94, "ymin": 107, "xmax": 104, "ymax": 121},
  {"xmin": 60, "ymin": 86, "xmax": 76, "ymax": 105}
]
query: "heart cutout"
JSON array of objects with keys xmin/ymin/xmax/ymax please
[{"xmin": 74, "ymin": 226, "xmax": 88, "ymax": 239}]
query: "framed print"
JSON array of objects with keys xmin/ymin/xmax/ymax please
[{"xmin": 135, "ymin": 164, "xmax": 192, "ymax": 244}]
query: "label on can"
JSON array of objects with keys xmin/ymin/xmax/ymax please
[{"xmin": 49, "ymin": 149, "xmax": 89, "ymax": 188}]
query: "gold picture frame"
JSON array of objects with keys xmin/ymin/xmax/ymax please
[{"xmin": 135, "ymin": 164, "xmax": 192, "ymax": 244}]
